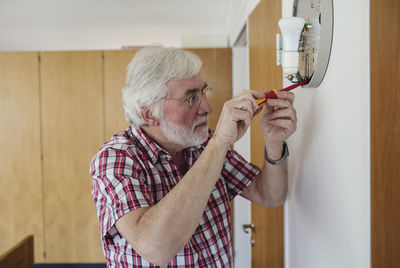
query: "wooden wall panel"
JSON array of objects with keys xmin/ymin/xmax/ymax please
[
  {"xmin": 104, "ymin": 50, "xmax": 137, "ymax": 139},
  {"xmin": 40, "ymin": 51, "xmax": 104, "ymax": 262},
  {"xmin": 371, "ymin": 0, "xmax": 400, "ymax": 266},
  {"xmin": 248, "ymin": 0, "xmax": 283, "ymax": 267},
  {"xmin": 0, "ymin": 52, "xmax": 44, "ymax": 262}
]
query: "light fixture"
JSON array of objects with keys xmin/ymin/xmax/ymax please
[{"xmin": 276, "ymin": 0, "xmax": 334, "ymax": 88}]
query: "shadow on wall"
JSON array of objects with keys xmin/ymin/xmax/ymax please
[{"xmin": 289, "ymin": 87, "xmax": 318, "ymax": 209}]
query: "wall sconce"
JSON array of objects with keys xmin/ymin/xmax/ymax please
[{"xmin": 277, "ymin": 0, "xmax": 334, "ymax": 88}]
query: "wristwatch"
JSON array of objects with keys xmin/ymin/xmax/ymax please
[{"xmin": 264, "ymin": 141, "xmax": 289, "ymax": 165}]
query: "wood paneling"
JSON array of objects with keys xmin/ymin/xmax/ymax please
[
  {"xmin": 186, "ymin": 48, "xmax": 232, "ymax": 131},
  {"xmin": 248, "ymin": 0, "xmax": 283, "ymax": 267},
  {"xmin": 0, "ymin": 52, "xmax": 44, "ymax": 262},
  {"xmin": 40, "ymin": 51, "xmax": 104, "ymax": 262},
  {"xmin": 104, "ymin": 50, "xmax": 137, "ymax": 139},
  {"xmin": 371, "ymin": 0, "xmax": 400, "ymax": 266}
]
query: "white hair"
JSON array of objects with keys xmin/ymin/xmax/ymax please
[{"xmin": 122, "ymin": 46, "xmax": 202, "ymax": 126}]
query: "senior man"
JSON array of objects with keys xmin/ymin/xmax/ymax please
[{"xmin": 90, "ymin": 46, "xmax": 296, "ymax": 267}]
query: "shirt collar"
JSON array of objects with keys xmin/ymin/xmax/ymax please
[{"xmin": 129, "ymin": 124, "xmax": 167, "ymax": 164}]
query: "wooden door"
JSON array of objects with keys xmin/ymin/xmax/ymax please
[
  {"xmin": 0, "ymin": 52, "xmax": 44, "ymax": 262},
  {"xmin": 40, "ymin": 51, "xmax": 105, "ymax": 262},
  {"xmin": 248, "ymin": 0, "xmax": 284, "ymax": 267},
  {"xmin": 370, "ymin": 0, "xmax": 400, "ymax": 266}
]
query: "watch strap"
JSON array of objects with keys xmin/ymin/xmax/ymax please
[{"xmin": 264, "ymin": 141, "xmax": 289, "ymax": 165}]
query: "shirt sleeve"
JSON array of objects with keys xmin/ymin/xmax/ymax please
[
  {"xmin": 90, "ymin": 147, "xmax": 154, "ymax": 240},
  {"xmin": 221, "ymin": 148, "xmax": 261, "ymax": 200}
]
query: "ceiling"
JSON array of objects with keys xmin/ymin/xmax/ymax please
[{"xmin": 0, "ymin": 0, "xmax": 233, "ymax": 51}]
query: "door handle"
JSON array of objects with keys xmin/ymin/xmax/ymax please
[{"xmin": 242, "ymin": 223, "xmax": 255, "ymax": 234}]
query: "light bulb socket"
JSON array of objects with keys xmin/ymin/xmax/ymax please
[{"xmin": 282, "ymin": 51, "xmax": 300, "ymax": 76}]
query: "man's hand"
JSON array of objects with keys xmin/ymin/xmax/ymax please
[
  {"xmin": 214, "ymin": 90, "xmax": 265, "ymax": 147},
  {"xmin": 240, "ymin": 90, "xmax": 296, "ymax": 207},
  {"xmin": 260, "ymin": 91, "xmax": 297, "ymax": 154}
]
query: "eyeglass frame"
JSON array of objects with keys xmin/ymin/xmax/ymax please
[{"xmin": 162, "ymin": 82, "xmax": 213, "ymax": 109}]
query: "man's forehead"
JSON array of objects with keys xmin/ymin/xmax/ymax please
[{"xmin": 167, "ymin": 76, "xmax": 204, "ymax": 95}]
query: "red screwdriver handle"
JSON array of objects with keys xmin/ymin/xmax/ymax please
[{"xmin": 257, "ymin": 79, "xmax": 309, "ymax": 107}]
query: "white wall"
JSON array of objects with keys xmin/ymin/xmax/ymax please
[{"xmin": 283, "ymin": 1, "xmax": 370, "ymax": 268}]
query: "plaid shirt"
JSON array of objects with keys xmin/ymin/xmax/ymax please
[{"xmin": 90, "ymin": 125, "xmax": 260, "ymax": 267}]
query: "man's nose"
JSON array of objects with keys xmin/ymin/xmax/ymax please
[{"xmin": 197, "ymin": 95, "xmax": 212, "ymax": 115}]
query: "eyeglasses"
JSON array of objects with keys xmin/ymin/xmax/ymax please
[{"xmin": 163, "ymin": 83, "xmax": 213, "ymax": 109}]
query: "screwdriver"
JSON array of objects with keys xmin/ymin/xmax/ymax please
[{"xmin": 257, "ymin": 79, "xmax": 309, "ymax": 108}]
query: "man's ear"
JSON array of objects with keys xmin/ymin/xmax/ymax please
[{"xmin": 140, "ymin": 107, "xmax": 160, "ymax": 126}]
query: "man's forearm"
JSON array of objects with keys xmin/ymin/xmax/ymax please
[
  {"xmin": 256, "ymin": 141, "xmax": 288, "ymax": 207},
  {"xmin": 126, "ymin": 137, "xmax": 229, "ymax": 265}
]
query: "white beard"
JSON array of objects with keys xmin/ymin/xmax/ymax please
[{"xmin": 160, "ymin": 115, "xmax": 208, "ymax": 147}]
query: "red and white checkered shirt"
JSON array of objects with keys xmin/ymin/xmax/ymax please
[{"xmin": 90, "ymin": 125, "xmax": 260, "ymax": 267}]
